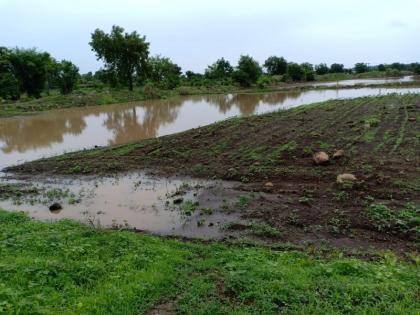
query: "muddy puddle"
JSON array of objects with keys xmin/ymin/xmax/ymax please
[
  {"xmin": 1, "ymin": 86, "xmax": 420, "ymax": 170},
  {"xmin": 0, "ymin": 173, "xmax": 249, "ymax": 239}
]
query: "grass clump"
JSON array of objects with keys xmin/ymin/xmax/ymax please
[
  {"xmin": 0, "ymin": 210, "xmax": 419, "ymax": 314},
  {"xmin": 364, "ymin": 203, "xmax": 420, "ymax": 236}
]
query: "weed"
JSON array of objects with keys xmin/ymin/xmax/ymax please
[
  {"xmin": 180, "ymin": 200, "xmax": 199, "ymax": 216},
  {"xmin": 333, "ymin": 191, "xmax": 349, "ymax": 202},
  {"xmin": 250, "ymin": 222, "xmax": 282, "ymax": 238},
  {"xmin": 364, "ymin": 203, "xmax": 419, "ymax": 235},
  {"xmin": 236, "ymin": 195, "xmax": 250, "ymax": 209},
  {"xmin": 328, "ymin": 209, "xmax": 350, "ymax": 234}
]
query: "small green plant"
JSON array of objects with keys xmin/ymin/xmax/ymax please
[
  {"xmin": 317, "ymin": 141, "xmax": 332, "ymax": 150},
  {"xmin": 236, "ymin": 195, "xmax": 250, "ymax": 209},
  {"xmin": 287, "ymin": 210, "xmax": 302, "ymax": 227},
  {"xmin": 361, "ymin": 164, "xmax": 374, "ymax": 176},
  {"xmin": 364, "ymin": 203, "xmax": 419, "ymax": 235},
  {"xmin": 363, "ymin": 116, "xmax": 380, "ymax": 127},
  {"xmin": 180, "ymin": 200, "xmax": 199, "ymax": 216},
  {"xmin": 250, "ymin": 222, "xmax": 282, "ymax": 238},
  {"xmin": 333, "ymin": 191, "xmax": 349, "ymax": 202},
  {"xmin": 328, "ymin": 209, "xmax": 350, "ymax": 234}
]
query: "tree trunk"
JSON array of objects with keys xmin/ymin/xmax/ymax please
[{"xmin": 128, "ymin": 75, "xmax": 133, "ymax": 91}]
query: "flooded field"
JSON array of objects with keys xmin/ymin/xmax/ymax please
[
  {"xmin": 0, "ymin": 173, "xmax": 246, "ymax": 238},
  {"xmin": 1, "ymin": 86, "xmax": 419, "ymax": 170},
  {"xmin": 1, "ymin": 85, "xmax": 419, "ymax": 238},
  {"xmin": 312, "ymin": 75, "xmax": 415, "ymax": 87}
]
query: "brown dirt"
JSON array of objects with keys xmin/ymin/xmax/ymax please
[{"xmin": 6, "ymin": 94, "xmax": 420, "ymax": 254}]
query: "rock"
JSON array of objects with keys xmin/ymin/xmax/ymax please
[
  {"xmin": 408, "ymin": 117, "xmax": 416, "ymax": 122},
  {"xmin": 332, "ymin": 149, "xmax": 344, "ymax": 159},
  {"xmin": 49, "ymin": 203, "xmax": 62, "ymax": 211},
  {"xmin": 336, "ymin": 173, "xmax": 357, "ymax": 184},
  {"xmin": 173, "ymin": 197, "xmax": 184, "ymax": 204},
  {"xmin": 264, "ymin": 182, "xmax": 274, "ymax": 188},
  {"xmin": 313, "ymin": 152, "xmax": 329, "ymax": 165}
]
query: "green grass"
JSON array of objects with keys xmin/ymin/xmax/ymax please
[
  {"xmin": 364, "ymin": 203, "xmax": 420, "ymax": 235},
  {"xmin": 0, "ymin": 210, "xmax": 419, "ymax": 314}
]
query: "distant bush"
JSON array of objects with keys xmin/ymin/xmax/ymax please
[
  {"xmin": 57, "ymin": 60, "xmax": 79, "ymax": 94},
  {"xmin": 330, "ymin": 63, "xmax": 344, "ymax": 73},
  {"xmin": 263, "ymin": 56, "xmax": 287, "ymax": 75},
  {"xmin": 286, "ymin": 63, "xmax": 304, "ymax": 81},
  {"xmin": 232, "ymin": 55, "xmax": 262, "ymax": 87},
  {"xmin": 354, "ymin": 62, "xmax": 369, "ymax": 74},
  {"xmin": 204, "ymin": 58, "xmax": 233, "ymax": 80},
  {"xmin": 147, "ymin": 55, "xmax": 182, "ymax": 89},
  {"xmin": 315, "ymin": 63, "xmax": 329, "ymax": 75}
]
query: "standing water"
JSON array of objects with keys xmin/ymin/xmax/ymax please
[
  {"xmin": 1, "ymin": 87, "xmax": 419, "ymax": 170},
  {"xmin": 1, "ymin": 85, "xmax": 419, "ymax": 236}
]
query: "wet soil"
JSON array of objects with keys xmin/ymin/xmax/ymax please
[{"xmin": 4, "ymin": 94, "xmax": 420, "ymax": 254}]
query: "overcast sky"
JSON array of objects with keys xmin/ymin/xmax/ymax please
[{"xmin": 1, "ymin": 0, "xmax": 419, "ymax": 73}]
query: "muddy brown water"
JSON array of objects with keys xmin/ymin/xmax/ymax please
[
  {"xmin": 0, "ymin": 173, "xmax": 246, "ymax": 239},
  {"xmin": 1, "ymin": 82, "xmax": 420, "ymax": 238},
  {"xmin": 311, "ymin": 75, "xmax": 415, "ymax": 87},
  {"xmin": 1, "ymin": 86, "xmax": 419, "ymax": 170}
]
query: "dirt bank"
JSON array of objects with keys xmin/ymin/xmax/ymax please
[{"xmin": 5, "ymin": 94, "xmax": 420, "ymax": 253}]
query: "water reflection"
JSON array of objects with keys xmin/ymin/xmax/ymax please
[
  {"xmin": 104, "ymin": 98, "xmax": 183, "ymax": 145},
  {"xmin": 0, "ymin": 115, "xmax": 86, "ymax": 153},
  {"xmin": 1, "ymin": 86, "xmax": 419, "ymax": 169}
]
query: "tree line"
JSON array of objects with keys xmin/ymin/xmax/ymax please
[
  {"xmin": 1, "ymin": 25, "xmax": 420, "ymax": 100},
  {"xmin": 0, "ymin": 47, "xmax": 79, "ymax": 100}
]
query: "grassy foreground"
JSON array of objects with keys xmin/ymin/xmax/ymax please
[{"xmin": 0, "ymin": 210, "xmax": 419, "ymax": 315}]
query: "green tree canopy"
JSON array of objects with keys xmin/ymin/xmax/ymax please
[
  {"xmin": 315, "ymin": 63, "xmax": 329, "ymax": 75},
  {"xmin": 263, "ymin": 56, "xmax": 287, "ymax": 75},
  {"xmin": 0, "ymin": 47, "xmax": 19, "ymax": 100},
  {"xmin": 354, "ymin": 63, "xmax": 368, "ymax": 74},
  {"xmin": 301, "ymin": 63, "xmax": 315, "ymax": 81},
  {"xmin": 232, "ymin": 55, "xmax": 262, "ymax": 87},
  {"xmin": 286, "ymin": 63, "xmax": 304, "ymax": 81},
  {"xmin": 57, "ymin": 60, "xmax": 79, "ymax": 94},
  {"xmin": 147, "ymin": 55, "xmax": 182, "ymax": 89},
  {"xmin": 8, "ymin": 48, "xmax": 52, "ymax": 98},
  {"xmin": 204, "ymin": 58, "xmax": 233, "ymax": 80},
  {"xmin": 330, "ymin": 63, "xmax": 344, "ymax": 73},
  {"xmin": 90, "ymin": 25, "xmax": 150, "ymax": 91}
]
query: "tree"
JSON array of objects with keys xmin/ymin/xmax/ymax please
[
  {"xmin": 315, "ymin": 63, "xmax": 329, "ymax": 75},
  {"xmin": 232, "ymin": 55, "xmax": 262, "ymax": 87},
  {"xmin": 205, "ymin": 58, "xmax": 233, "ymax": 80},
  {"xmin": 390, "ymin": 62, "xmax": 403, "ymax": 71},
  {"xmin": 90, "ymin": 25, "xmax": 149, "ymax": 91},
  {"xmin": 8, "ymin": 48, "xmax": 52, "ymax": 98},
  {"xmin": 94, "ymin": 69, "xmax": 119, "ymax": 87},
  {"xmin": 330, "ymin": 63, "xmax": 344, "ymax": 73},
  {"xmin": 148, "ymin": 55, "xmax": 182, "ymax": 89},
  {"xmin": 0, "ymin": 47, "xmax": 19, "ymax": 100},
  {"xmin": 57, "ymin": 60, "xmax": 79, "ymax": 94},
  {"xmin": 301, "ymin": 63, "xmax": 315, "ymax": 81},
  {"xmin": 286, "ymin": 63, "xmax": 304, "ymax": 81},
  {"xmin": 354, "ymin": 63, "xmax": 368, "ymax": 74},
  {"xmin": 263, "ymin": 56, "xmax": 287, "ymax": 75},
  {"xmin": 411, "ymin": 63, "xmax": 420, "ymax": 75},
  {"xmin": 377, "ymin": 64, "xmax": 386, "ymax": 72}
]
